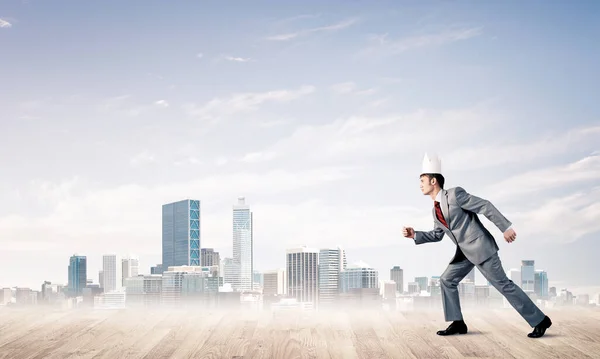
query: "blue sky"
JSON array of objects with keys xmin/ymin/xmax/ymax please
[{"xmin": 1, "ymin": 1, "xmax": 599, "ymax": 296}]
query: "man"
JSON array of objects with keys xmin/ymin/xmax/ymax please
[{"xmin": 402, "ymin": 153, "xmax": 552, "ymax": 338}]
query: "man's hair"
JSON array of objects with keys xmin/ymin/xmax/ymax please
[{"xmin": 421, "ymin": 173, "xmax": 445, "ymax": 189}]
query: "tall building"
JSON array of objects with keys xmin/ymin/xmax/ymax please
[
  {"xmin": 150, "ymin": 264, "xmax": 163, "ymax": 275},
  {"xmin": 521, "ymin": 260, "xmax": 535, "ymax": 293},
  {"xmin": 263, "ymin": 269, "xmax": 286, "ymax": 296},
  {"xmin": 122, "ymin": 256, "xmax": 139, "ymax": 286},
  {"xmin": 286, "ymin": 247, "xmax": 319, "ymax": 305},
  {"xmin": 319, "ymin": 247, "xmax": 347, "ymax": 306},
  {"xmin": 102, "ymin": 254, "xmax": 122, "ymax": 292},
  {"xmin": 534, "ymin": 270, "xmax": 548, "ymax": 298},
  {"xmin": 68, "ymin": 254, "xmax": 87, "ymax": 297},
  {"xmin": 162, "ymin": 199, "xmax": 201, "ymax": 268},
  {"xmin": 233, "ymin": 197, "xmax": 253, "ymax": 291},
  {"xmin": 221, "ymin": 257, "xmax": 239, "ymax": 288},
  {"xmin": 99, "ymin": 270, "xmax": 104, "ymax": 288},
  {"xmin": 201, "ymin": 248, "xmax": 221, "ymax": 267},
  {"xmin": 390, "ymin": 266, "xmax": 404, "ymax": 294},
  {"xmin": 339, "ymin": 261, "xmax": 378, "ymax": 292},
  {"xmin": 415, "ymin": 277, "xmax": 429, "ymax": 292}
]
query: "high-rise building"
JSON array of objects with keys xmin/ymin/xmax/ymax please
[
  {"xmin": 68, "ymin": 254, "xmax": 87, "ymax": 297},
  {"xmin": 233, "ymin": 197, "xmax": 253, "ymax": 291},
  {"xmin": 390, "ymin": 266, "xmax": 404, "ymax": 294},
  {"xmin": 319, "ymin": 247, "xmax": 347, "ymax": 306},
  {"xmin": 534, "ymin": 270, "xmax": 548, "ymax": 298},
  {"xmin": 122, "ymin": 256, "xmax": 139, "ymax": 286},
  {"xmin": 162, "ymin": 199, "xmax": 201, "ymax": 268},
  {"xmin": 263, "ymin": 269, "xmax": 286, "ymax": 296},
  {"xmin": 99, "ymin": 270, "xmax": 104, "ymax": 288},
  {"xmin": 521, "ymin": 260, "xmax": 535, "ymax": 293},
  {"xmin": 201, "ymin": 248, "xmax": 221, "ymax": 267},
  {"xmin": 102, "ymin": 254, "xmax": 122, "ymax": 292},
  {"xmin": 221, "ymin": 257, "xmax": 239, "ymax": 288},
  {"xmin": 150, "ymin": 264, "xmax": 163, "ymax": 275},
  {"xmin": 340, "ymin": 261, "xmax": 378, "ymax": 292},
  {"xmin": 287, "ymin": 247, "xmax": 319, "ymax": 305},
  {"xmin": 415, "ymin": 276, "xmax": 429, "ymax": 292}
]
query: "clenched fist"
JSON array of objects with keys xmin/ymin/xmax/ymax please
[
  {"xmin": 403, "ymin": 226, "xmax": 415, "ymax": 239},
  {"xmin": 504, "ymin": 227, "xmax": 516, "ymax": 243}
]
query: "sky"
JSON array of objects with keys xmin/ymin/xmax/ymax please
[{"xmin": 1, "ymin": 1, "xmax": 599, "ymax": 296}]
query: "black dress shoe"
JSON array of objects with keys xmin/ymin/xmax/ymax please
[
  {"xmin": 528, "ymin": 316, "xmax": 552, "ymax": 338},
  {"xmin": 437, "ymin": 320, "xmax": 468, "ymax": 336}
]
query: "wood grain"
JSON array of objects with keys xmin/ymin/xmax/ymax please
[{"xmin": 0, "ymin": 306, "xmax": 598, "ymax": 359}]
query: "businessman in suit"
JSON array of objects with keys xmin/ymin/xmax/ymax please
[{"xmin": 402, "ymin": 153, "xmax": 552, "ymax": 338}]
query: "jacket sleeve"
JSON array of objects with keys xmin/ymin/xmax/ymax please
[
  {"xmin": 454, "ymin": 186, "xmax": 512, "ymax": 233},
  {"xmin": 414, "ymin": 226, "xmax": 445, "ymax": 245}
]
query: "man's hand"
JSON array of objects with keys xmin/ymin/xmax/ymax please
[
  {"xmin": 504, "ymin": 227, "xmax": 516, "ymax": 243},
  {"xmin": 403, "ymin": 226, "xmax": 415, "ymax": 239}
]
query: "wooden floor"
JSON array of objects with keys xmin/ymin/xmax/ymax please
[{"xmin": 0, "ymin": 306, "xmax": 599, "ymax": 359}]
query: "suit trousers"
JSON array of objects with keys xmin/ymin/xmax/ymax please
[{"xmin": 439, "ymin": 252, "xmax": 546, "ymax": 327}]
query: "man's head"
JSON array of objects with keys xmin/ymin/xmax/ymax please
[{"xmin": 420, "ymin": 173, "xmax": 445, "ymax": 195}]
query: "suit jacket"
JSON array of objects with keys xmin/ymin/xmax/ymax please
[{"xmin": 413, "ymin": 186, "xmax": 512, "ymax": 264}]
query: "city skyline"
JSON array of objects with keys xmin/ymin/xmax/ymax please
[{"xmin": 1, "ymin": 1, "xmax": 599, "ymax": 294}]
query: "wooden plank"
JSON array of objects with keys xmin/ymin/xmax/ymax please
[{"xmin": 0, "ymin": 306, "xmax": 598, "ymax": 359}]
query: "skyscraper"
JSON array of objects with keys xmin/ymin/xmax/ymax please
[
  {"xmin": 521, "ymin": 260, "xmax": 535, "ymax": 293},
  {"xmin": 390, "ymin": 266, "xmax": 404, "ymax": 294},
  {"xmin": 339, "ymin": 261, "xmax": 379, "ymax": 292},
  {"xmin": 534, "ymin": 270, "xmax": 548, "ymax": 298},
  {"xmin": 287, "ymin": 247, "xmax": 319, "ymax": 305},
  {"xmin": 162, "ymin": 199, "xmax": 201, "ymax": 269},
  {"xmin": 233, "ymin": 197, "xmax": 253, "ymax": 291},
  {"xmin": 102, "ymin": 254, "xmax": 122, "ymax": 292},
  {"xmin": 319, "ymin": 247, "xmax": 347, "ymax": 306},
  {"xmin": 415, "ymin": 276, "xmax": 429, "ymax": 292},
  {"xmin": 122, "ymin": 256, "xmax": 139, "ymax": 286},
  {"xmin": 68, "ymin": 254, "xmax": 87, "ymax": 297},
  {"xmin": 201, "ymin": 248, "xmax": 221, "ymax": 267}
]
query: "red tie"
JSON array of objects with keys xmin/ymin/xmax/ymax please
[{"xmin": 434, "ymin": 201, "xmax": 448, "ymax": 228}]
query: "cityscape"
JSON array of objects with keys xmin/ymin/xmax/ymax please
[{"xmin": 1, "ymin": 197, "xmax": 597, "ymax": 312}]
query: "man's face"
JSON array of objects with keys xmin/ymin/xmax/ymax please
[{"xmin": 420, "ymin": 175, "xmax": 434, "ymax": 195}]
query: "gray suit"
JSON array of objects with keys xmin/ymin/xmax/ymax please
[{"xmin": 414, "ymin": 186, "xmax": 546, "ymax": 327}]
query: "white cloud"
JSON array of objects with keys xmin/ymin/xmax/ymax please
[
  {"xmin": 155, "ymin": 100, "xmax": 169, "ymax": 107},
  {"xmin": 508, "ymin": 186, "xmax": 600, "ymax": 244},
  {"xmin": 185, "ymin": 85, "xmax": 315, "ymax": 121},
  {"xmin": 330, "ymin": 82, "xmax": 356, "ymax": 94},
  {"xmin": 361, "ymin": 27, "xmax": 482, "ymax": 57},
  {"xmin": 0, "ymin": 166, "xmax": 356, "ymax": 257},
  {"xmin": 0, "ymin": 19, "xmax": 12, "ymax": 28},
  {"xmin": 236, "ymin": 104, "xmax": 498, "ymax": 164},
  {"xmin": 196, "ymin": 53, "xmax": 204, "ymax": 59},
  {"xmin": 482, "ymin": 153, "xmax": 600, "ymax": 202},
  {"xmin": 267, "ymin": 18, "xmax": 358, "ymax": 41},
  {"xmin": 330, "ymin": 81, "xmax": 376, "ymax": 96},
  {"xmin": 241, "ymin": 151, "xmax": 278, "ymax": 163},
  {"xmin": 224, "ymin": 56, "xmax": 251, "ymax": 62},
  {"xmin": 443, "ymin": 125, "xmax": 600, "ymax": 171},
  {"xmin": 130, "ymin": 151, "xmax": 155, "ymax": 166}
]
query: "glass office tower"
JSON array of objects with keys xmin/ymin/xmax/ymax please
[
  {"xmin": 162, "ymin": 199, "xmax": 201, "ymax": 269},
  {"xmin": 68, "ymin": 254, "xmax": 87, "ymax": 297},
  {"xmin": 233, "ymin": 197, "xmax": 253, "ymax": 291}
]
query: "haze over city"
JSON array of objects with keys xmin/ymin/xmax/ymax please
[{"xmin": 1, "ymin": 0, "xmax": 599, "ymax": 297}]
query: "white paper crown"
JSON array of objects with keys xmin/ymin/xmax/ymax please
[{"xmin": 422, "ymin": 153, "xmax": 442, "ymax": 174}]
